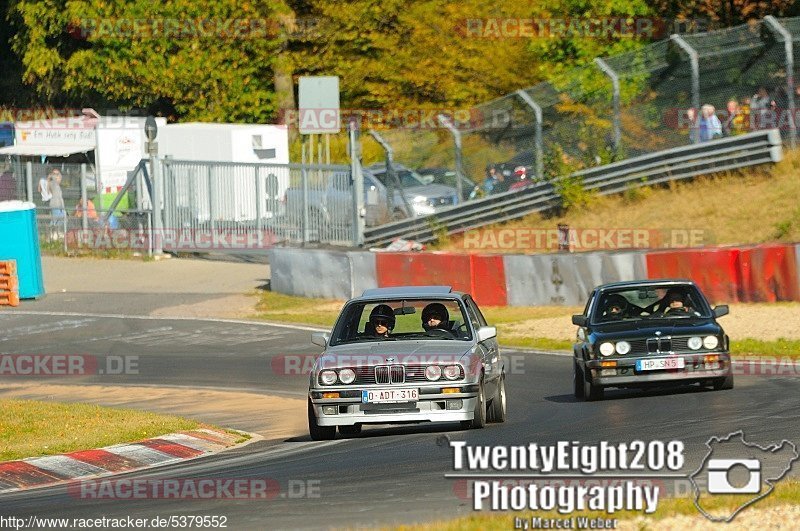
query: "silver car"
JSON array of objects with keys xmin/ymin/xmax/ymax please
[{"xmin": 307, "ymin": 286, "xmax": 507, "ymax": 440}]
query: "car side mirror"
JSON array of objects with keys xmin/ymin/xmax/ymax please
[
  {"xmin": 713, "ymin": 305, "xmax": 729, "ymax": 318},
  {"xmin": 572, "ymin": 315, "xmax": 587, "ymax": 326},
  {"xmin": 311, "ymin": 332, "xmax": 329, "ymax": 347},
  {"xmin": 476, "ymin": 326, "xmax": 497, "ymax": 342}
]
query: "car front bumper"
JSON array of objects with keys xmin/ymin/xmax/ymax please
[
  {"xmin": 585, "ymin": 352, "xmax": 731, "ymax": 386},
  {"xmin": 309, "ymin": 384, "xmax": 479, "ymax": 426}
]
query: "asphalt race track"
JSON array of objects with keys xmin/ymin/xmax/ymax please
[{"xmin": 1, "ymin": 312, "xmax": 799, "ymax": 529}]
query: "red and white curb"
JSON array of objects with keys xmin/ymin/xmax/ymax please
[{"xmin": 0, "ymin": 428, "xmax": 257, "ymax": 493}]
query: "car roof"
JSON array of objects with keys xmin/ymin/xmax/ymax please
[
  {"xmin": 596, "ymin": 279, "xmax": 696, "ymax": 292},
  {"xmin": 357, "ymin": 286, "xmax": 464, "ymax": 301}
]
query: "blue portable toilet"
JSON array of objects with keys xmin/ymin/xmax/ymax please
[{"xmin": 0, "ymin": 201, "xmax": 45, "ymax": 299}]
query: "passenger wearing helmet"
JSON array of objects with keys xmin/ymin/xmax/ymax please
[
  {"xmin": 367, "ymin": 304, "xmax": 395, "ymax": 337},
  {"xmin": 421, "ymin": 302, "xmax": 450, "ymax": 332},
  {"xmin": 603, "ymin": 294, "xmax": 628, "ymax": 320}
]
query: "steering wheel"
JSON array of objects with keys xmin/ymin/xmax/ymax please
[{"xmin": 663, "ymin": 306, "xmax": 688, "ymax": 316}]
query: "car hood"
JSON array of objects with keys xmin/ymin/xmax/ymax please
[
  {"xmin": 590, "ymin": 318, "xmax": 722, "ymax": 341},
  {"xmin": 399, "ymin": 184, "xmax": 458, "ymax": 199},
  {"xmin": 318, "ymin": 341, "xmax": 475, "ymax": 370}
]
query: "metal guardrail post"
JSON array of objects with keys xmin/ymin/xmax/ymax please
[
  {"xmin": 764, "ymin": 16, "xmax": 797, "ymax": 149},
  {"xmin": 25, "ymin": 162, "xmax": 33, "ymax": 203},
  {"xmin": 437, "ymin": 115, "xmax": 465, "ymax": 203},
  {"xmin": 255, "ymin": 166, "xmax": 264, "ymax": 236},
  {"xmin": 671, "ymin": 35, "xmax": 701, "ymax": 144},
  {"xmin": 151, "ymin": 155, "xmax": 163, "ymax": 256},
  {"xmin": 369, "ymin": 130, "xmax": 412, "ymax": 216},
  {"xmin": 593, "ymin": 58, "xmax": 622, "ymax": 156},
  {"xmin": 80, "ymin": 163, "xmax": 88, "ymax": 231},
  {"xmin": 207, "ymin": 166, "xmax": 216, "ymax": 235},
  {"xmin": 301, "ymin": 165, "xmax": 310, "ymax": 244},
  {"xmin": 350, "ymin": 118, "xmax": 365, "ymax": 246},
  {"xmin": 515, "ymin": 90, "xmax": 545, "ymax": 180}
]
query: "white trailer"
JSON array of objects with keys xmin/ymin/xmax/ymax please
[{"xmin": 158, "ymin": 123, "xmax": 290, "ymax": 222}]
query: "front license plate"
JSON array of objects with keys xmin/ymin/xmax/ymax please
[
  {"xmin": 636, "ymin": 357, "xmax": 686, "ymax": 371},
  {"xmin": 362, "ymin": 389, "xmax": 419, "ymax": 403}
]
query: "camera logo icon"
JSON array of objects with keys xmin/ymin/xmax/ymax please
[
  {"xmin": 706, "ymin": 458, "xmax": 760, "ymax": 494},
  {"xmin": 690, "ymin": 431, "xmax": 798, "ymax": 522}
]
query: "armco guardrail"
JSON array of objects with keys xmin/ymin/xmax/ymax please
[{"xmin": 363, "ymin": 129, "xmax": 782, "ymax": 247}]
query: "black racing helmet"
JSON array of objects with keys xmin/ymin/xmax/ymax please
[
  {"xmin": 369, "ymin": 304, "xmax": 395, "ymax": 330},
  {"xmin": 422, "ymin": 302, "xmax": 449, "ymax": 329},
  {"xmin": 665, "ymin": 289, "xmax": 684, "ymax": 303},
  {"xmin": 604, "ymin": 294, "xmax": 628, "ymax": 313}
]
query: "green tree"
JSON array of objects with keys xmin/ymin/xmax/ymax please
[{"xmin": 8, "ymin": 0, "xmax": 285, "ymax": 121}]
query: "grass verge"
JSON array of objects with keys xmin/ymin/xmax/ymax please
[
  {"xmin": 392, "ymin": 480, "xmax": 800, "ymax": 530},
  {"xmin": 0, "ymin": 399, "xmax": 216, "ymax": 462},
  {"xmin": 254, "ymin": 292, "xmax": 800, "ymax": 358}
]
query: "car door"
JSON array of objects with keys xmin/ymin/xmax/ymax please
[{"xmin": 464, "ymin": 296, "xmax": 501, "ymax": 389}]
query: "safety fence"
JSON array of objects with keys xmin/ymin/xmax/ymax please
[
  {"xmin": 376, "ymin": 16, "xmax": 800, "ymax": 191},
  {"xmin": 269, "ymin": 243, "xmax": 800, "ymax": 307},
  {"xmin": 363, "ymin": 129, "xmax": 782, "ymax": 248}
]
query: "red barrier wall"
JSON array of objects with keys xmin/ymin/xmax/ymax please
[
  {"xmin": 645, "ymin": 248, "xmax": 741, "ymax": 303},
  {"xmin": 470, "ymin": 255, "xmax": 507, "ymax": 306},
  {"xmin": 375, "ymin": 253, "xmax": 508, "ymax": 306},
  {"xmin": 738, "ymin": 245, "xmax": 800, "ymax": 302}
]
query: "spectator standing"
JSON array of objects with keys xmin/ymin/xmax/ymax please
[
  {"xmin": 698, "ymin": 104, "xmax": 722, "ymax": 142},
  {"xmin": 723, "ymin": 99, "xmax": 745, "ymax": 136},
  {"xmin": 750, "ymin": 86, "xmax": 775, "ymax": 130},
  {"xmin": 48, "ymin": 168, "xmax": 66, "ymax": 239}
]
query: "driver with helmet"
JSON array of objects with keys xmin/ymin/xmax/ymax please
[
  {"xmin": 421, "ymin": 302, "xmax": 450, "ymax": 333},
  {"xmin": 367, "ymin": 304, "xmax": 395, "ymax": 337}
]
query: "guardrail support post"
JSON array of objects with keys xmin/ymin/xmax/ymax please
[
  {"xmin": 369, "ymin": 130, "xmax": 412, "ymax": 217},
  {"xmin": 25, "ymin": 161, "xmax": 33, "ymax": 203},
  {"xmin": 349, "ymin": 118, "xmax": 365, "ymax": 247},
  {"xmin": 671, "ymin": 35, "xmax": 700, "ymax": 144},
  {"xmin": 593, "ymin": 58, "xmax": 622, "ymax": 157},
  {"xmin": 437, "ymin": 115, "xmax": 465, "ymax": 203},
  {"xmin": 80, "ymin": 163, "xmax": 88, "ymax": 231},
  {"xmin": 514, "ymin": 90, "xmax": 545, "ymax": 180},
  {"xmin": 764, "ymin": 15, "xmax": 797, "ymax": 149}
]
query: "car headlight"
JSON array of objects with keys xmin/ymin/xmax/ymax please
[
  {"xmin": 703, "ymin": 336, "xmax": 719, "ymax": 350},
  {"xmin": 688, "ymin": 336, "xmax": 703, "ymax": 350},
  {"xmin": 443, "ymin": 365, "xmax": 461, "ymax": 380},
  {"xmin": 425, "ymin": 365, "xmax": 442, "ymax": 381},
  {"xmin": 615, "ymin": 341, "xmax": 631, "ymax": 355},
  {"xmin": 320, "ymin": 370, "xmax": 337, "ymax": 385},
  {"xmin": 339, "ymin": 368, "xmax": 356, "ymax": 384},
  {"xmin": 412, "ymin": 195, "xmax": 427, "ymax": 203},
  {"xmin": 599, "ymin": 342, "xmax": 615, "ymax": 357}
]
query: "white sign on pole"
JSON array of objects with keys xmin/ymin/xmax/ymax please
[{"xmin": 298, "ymin": 76, "xmax": 340, "ymax": 134}]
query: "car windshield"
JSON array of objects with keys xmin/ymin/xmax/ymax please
[
  {"xmin": 374, "ymin": 169, "xmax": 425, "ymax": 188},
  {"xmin": 592, "ymin": 285, "xmax": 712, "ymax": 323},
  {"xmin": 330, "ymin": 298, "xmax": 472, "ymax": 345}
]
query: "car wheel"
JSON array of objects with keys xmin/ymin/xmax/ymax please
[
  {"xmin": 307, "ymin": 399, "xmax": 336, "ymax": 441},
  {"xmin": 712, "ymin": 371, "xmax": 734, "ymax": 391},
  {"xmin": 469, "ymin": 377, "xmax": 487, "ymax": 428},
  {"xmin": 338, "ymin": 425, "xmax": 362, "ymax": 437},
  {"xmin": 573, "ymin": 361, "xmax": 585, "ymax": 400},
  {"xmin": 487, "ymin": 373, "xmax": 507, "ymax": 423},
  {"xmin": 583, "ymin": 368, "xmax": 604, "ymax": 401}
]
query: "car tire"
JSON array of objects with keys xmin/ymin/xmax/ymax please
[
  {"xmin": 308, "ymin": 399, "xmax": 336, "ymax": 441},
  {"xmin": 338, "ymin": 424, "xmax": 362, "ymax": 437},
  {"xmin": 487, "ymin": 373, "xmax": 507, "ymax": 423},
  {"xmin": 583, "ymin": 368, "xmax": 604, "ymax": 401},
  {"xmin": 463, "ymin": 377, "xmax": 487, "ymax": 429},
  {"xmin": 573, "ymin": 361, "xmax": 585, "ymax": 400},
  {"xmin": 712, "ymin": 371, "xmax": 734, "ymax": 391}
]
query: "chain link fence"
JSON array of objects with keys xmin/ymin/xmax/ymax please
[{"xmin": 371, "ymin": 16, "xmax": 800, "ymax": 205}]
